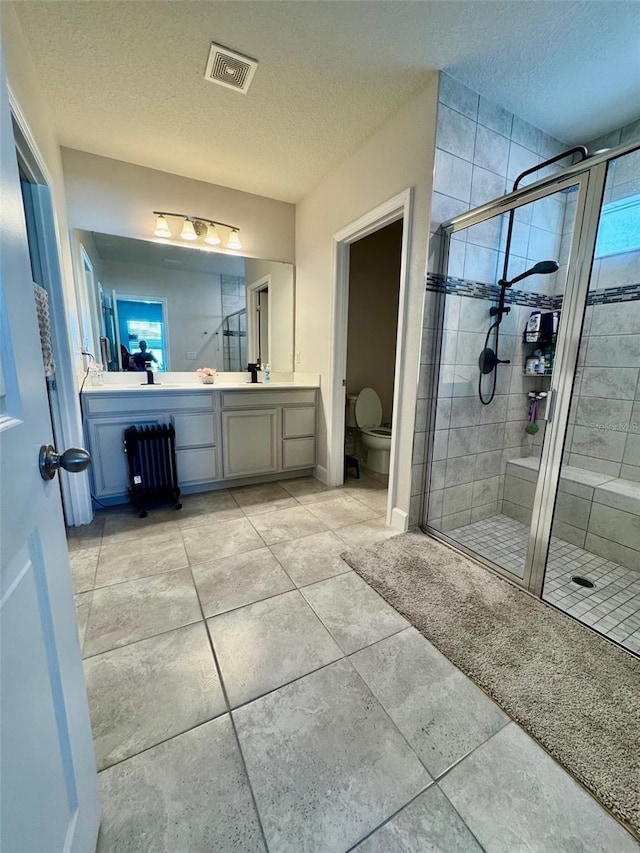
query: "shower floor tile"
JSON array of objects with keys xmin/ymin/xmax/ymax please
[{"xmin": 447, "ymin": 514, "xmax": 640, "ymax": 656}]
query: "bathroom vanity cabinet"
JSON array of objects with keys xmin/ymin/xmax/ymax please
[{"xmin": 82, "ymin": 385, "xmax": 317, "ymax": 502}]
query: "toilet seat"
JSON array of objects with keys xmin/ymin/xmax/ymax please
[
  {"xmin": 362, "ymin": 426, "xmax": 391, "ymax": 437},
  {"xmin": 354, "ymin": 388, "xmax": 383, "ymax": 429}
]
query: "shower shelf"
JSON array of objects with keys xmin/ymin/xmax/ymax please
[{"xmin": 522, "ymin": 370, "xmax": 553, "ymax": 377}]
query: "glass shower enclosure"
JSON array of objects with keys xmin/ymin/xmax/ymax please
[{"xmin": 421, "ymin": 141, "xmax": 640, "ymax": 655}]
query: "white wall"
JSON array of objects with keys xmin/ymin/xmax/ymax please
[
  {"xmin": 347, "ymin": 221, "xmax": 403, "ymax": 424},
  {"xmin": 2, "ymin": 3, "xmax": 84, "ymax": 377},
  {"xmin": 99, "ymin": 259, "xmax": 226, "ymax": 372},
  {"xmin": 62, "ymin": 148, "xmax": 296, "ymax": 264},
  {"xmin": 244, "ymin": 257, "xmax": 295, "ymax": 372},
  {"xmin": 295, "ymin": 76, "xmax": 439, "ymax": 515}
]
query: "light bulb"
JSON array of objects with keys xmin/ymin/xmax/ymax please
[
  {"xmin": 181, "ymin": 218, "xmax": 198, "ymax": 241},
  {"xmin": 154, "ymin": 214, "xmax": 171, "ymax": 238},
  {"xmin": 204, "ymin": 224, "xmax": 221, "ymax": 246},
  {"xmin": 226, "ymin": 229, "xmax": 242, "ymax": 250}
]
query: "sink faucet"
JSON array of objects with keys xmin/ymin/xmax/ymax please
[
  {"xmin": 142, "ymin": 360, "xmax": 158, "ymax": 385},
  {"xmin": 247, "ymin": 362, "xmax": 260, "ymax": 384}
]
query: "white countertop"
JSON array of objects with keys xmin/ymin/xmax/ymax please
[
  {"xmin": 82, "ymin": 371, "xmax": 320, "ymax": 394},
  {"xmin": 82, "ymin": 382, "xmax": 319, "ymax": 394}
]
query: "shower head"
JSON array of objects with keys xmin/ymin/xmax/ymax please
[{"xmin": 503, "ymin": 260, "xmax": 559, "ymax": 287}]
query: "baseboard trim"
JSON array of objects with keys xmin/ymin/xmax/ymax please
[
  {"xmin": 390, "ymin": 507, "xmax": 409, "ymax": 532},
  {"xmin": 314, "ymin": 465, "xmax": 329, "ymax": 485}
]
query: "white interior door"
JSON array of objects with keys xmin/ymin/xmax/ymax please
[{"xmin": 0, "ymin": 52, "xmax": 100, "ymax": 852}]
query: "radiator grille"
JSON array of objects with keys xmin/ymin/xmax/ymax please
[{"xmin": 124, "ymin": 423, "xmax": 181, "ymax": 515}]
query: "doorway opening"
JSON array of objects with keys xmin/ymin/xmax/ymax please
[
  {"xmin": 345, "ymin": 220, "xmax": 402, "ymax": 483},
  {"xmin": 247, "ymin": 275, "xmax": 271, "ymax": 366},
  {"xmin": 329, "ymin": 189, "xmax": 413, "ymax": 529}
]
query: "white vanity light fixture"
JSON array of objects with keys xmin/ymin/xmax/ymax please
[
  {"xmin": 154, "ymin": 214, "xmax": 172, "ymax": 238},
  {"xmin": 152, "ymin": 211, "xmax": 242, "ymax": 250},
  {"xmin": 226, "ymin": 229, "xmax": 242, "ymax": 250},
  {"xmin": 180, "ymin": 218, "xmax": 198, "ymax": 241},
  {"xmin": 204, "ymin": 223, "xmax": 221, "ymax": 246}
]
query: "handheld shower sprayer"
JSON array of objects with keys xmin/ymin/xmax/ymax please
[
  {"xmin": 478, "ymin": 259, "xmax": 559, "ymax": 402},
  {"xmin": 502, "ymin": 260, "xmax": 559, "ymax": 287},
  {"xmin": 477, "ymin": 144, "xmax": 586, "ymax": 406}
]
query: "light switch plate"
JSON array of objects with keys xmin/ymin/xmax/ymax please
[{"xmin": 185, "ymin": 351, "xmax": 197, "ymax": 360}]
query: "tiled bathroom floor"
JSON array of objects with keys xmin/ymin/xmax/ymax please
[
  {"xmin": 68, "ymin": 478, "xmax": 638, "ymax": 852},
  {"xmin": 448, "ymin": 514, "xmax": 640, "ymax": 655}
]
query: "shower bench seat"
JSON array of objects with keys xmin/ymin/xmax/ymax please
[{"xmin": 503, "ymin": 456, "xmax": 640, "ymax": 572}]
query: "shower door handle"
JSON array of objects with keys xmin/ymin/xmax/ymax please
[{"xmin": 543, "ymin": 390, "xmax": 556, "ymax": 424}]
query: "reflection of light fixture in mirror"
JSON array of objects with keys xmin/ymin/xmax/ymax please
[
  {"xmin": 154, "ymin": 214, "xmax": 172, "ymax": 238},
  {"xmin": 152, "ymin": 211, "xmax": 242, "ymax": 251},
  {"xmin": 226, "ymin": 229, "xmax": 242, "ymax": 250},
  {"xmin": 204, "ymin": 224, "xmax": 221, "ymax": 246},
  {"xmin": 180, "ymin": 218, "xmax": 198, "ymax": 241}
]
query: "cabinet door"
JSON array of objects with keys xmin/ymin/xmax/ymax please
[
  {"xmin": 87, "ymin": 416, "xmax": 166, "ymax": 498},
  {"xmin": 221, "ymin": 409, "xmax": 279, "ymax": 478}
]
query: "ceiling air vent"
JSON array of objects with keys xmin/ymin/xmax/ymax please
[{"xmin": 204, "ymin": 42, "xmax": 258, "ymax": 94}]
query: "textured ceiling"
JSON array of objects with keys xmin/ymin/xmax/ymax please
[{"xmin": 13, "ymin": 1, "xmax": 640, "ymax": 202}]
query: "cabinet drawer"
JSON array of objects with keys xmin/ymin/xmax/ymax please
[
  {"xmin": 221, "ymin": 389, "xmax": 316, "ymax": 408},
  {"xmin": 172, "ymin": 413, "xmax": 216, "ymax": 448},
  {"xmin": 283, "ymin": 406, "xmax": 316, "ymax": 438},
  {"xmin": 83, "ymin": 391, "xmax": 214, "ymax": 416},
  {"xmin": 282, "ymin": 437, "xmax": 316, "ymax": 470},
  {"xmin": 176, "ymin": 447, "xmax": 218, "ymax": 484}
]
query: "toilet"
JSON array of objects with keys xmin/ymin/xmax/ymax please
[{"xmin": 346, "ymin": 388, "xmax": 392, "ymax": 474}]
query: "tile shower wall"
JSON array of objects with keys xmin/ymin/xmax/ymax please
[
  {"xmin": 411, "ymin": 73, "xmax": 570, "ymax": 529},
  {"xmin": 567, "ymin": 300, "xmax": 640, "ymax": 482},
  {"xmin": 221, "ymin": 275, "xmax": 246, "ymax": 317}
]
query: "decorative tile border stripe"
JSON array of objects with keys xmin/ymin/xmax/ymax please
[
  {"xmin": 587, "ymin": 282, "xmax": 640, "ymax": 305},
  {"xmin": 425, "ymin": 273, "xmax": 554, "ymax": 309},
  {"xmin": 426, "ymin": 273, "xmax": 640, "ymax": 308}
]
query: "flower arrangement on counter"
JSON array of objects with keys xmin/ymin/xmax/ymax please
[{"xmin": 196, "ymin": 367, "xmax": 217, "ymax": 384}]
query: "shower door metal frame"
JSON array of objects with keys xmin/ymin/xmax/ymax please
[{"xmin": 420, "ymin": 141, "xmax": 639, "ymax": 594}]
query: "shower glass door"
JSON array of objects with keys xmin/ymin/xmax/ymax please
[
  {"xmin": 540, "ymin": 146, "xmax": 640, "ymax": 653},
  {"xmin": 423, "ymin": 169, "xmax": 594, "ymax": 583}
]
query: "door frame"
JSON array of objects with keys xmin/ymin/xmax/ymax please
[
  {"xmin": 327, "ymin": 188, "xmax": 413, "ymax": 530},
  {"xmin": 10, "ymin": 89, "xmax": 92, "ymax": 526},
  {"xmin": 421, "ymin": 141, "xmax": 636, "ymax": 592},
  {"xmin": 246, "ymin": 273, "xmax": 271, "ymax": 365}
]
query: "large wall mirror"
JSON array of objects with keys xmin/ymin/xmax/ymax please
[{"xmin": 73, "ymin": 230, "xmax": 295, "ymax": 373}]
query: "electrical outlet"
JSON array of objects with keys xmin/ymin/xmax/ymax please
[
  {"xmin": 295, "ymin": 350, "xmax": 301, "ymax": 364},
  {"xmin": 185, "ymin": 351, "xmax": 197, "ymax": 360}
]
